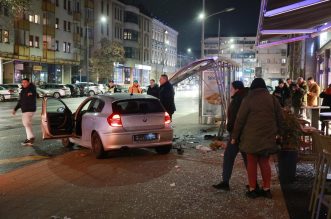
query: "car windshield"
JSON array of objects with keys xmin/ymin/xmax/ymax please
[{"xmin": 112, "ymin": 99, "xmax": 164, "ymax": 114}]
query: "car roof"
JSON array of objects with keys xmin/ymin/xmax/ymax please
[{"xmin": 98, "ymin": 93, "xmax": 158, "ymax": 102}]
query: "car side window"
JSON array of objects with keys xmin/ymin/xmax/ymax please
[
  {"xmin": 92, "ymin": 99, "xmax": 105, "ymax": 112},
  {"xmin": 80, "ymin": 99, "xmax": 95, "ymax": 113}
]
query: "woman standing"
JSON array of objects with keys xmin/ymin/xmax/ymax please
[{"xmin": 231, "ymin": 78, "xmax": 284, "ymax": 199}]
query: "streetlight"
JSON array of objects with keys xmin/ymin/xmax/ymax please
[
  {"xmin": 199, "ymin": 6, "xmax": 235, "ymax": 58},
  {"xmin": 85, "ymin": 15, "xmax": 107, "ymax": 84},
  {"xmin": 198, "ymin": 1, "xmax": 235, "ymax": 124}
]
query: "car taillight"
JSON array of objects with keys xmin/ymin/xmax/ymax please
[
  {"xmin": 107, "ymin": 113, "xmax": 123, "ymax": 127},
  {"xmin": 8, "ymin": 89, "xmax": 14, "ymax": 94},
  {"xmin": 165, "ymin": 112, "xmax": 171, "ymax": 124}
]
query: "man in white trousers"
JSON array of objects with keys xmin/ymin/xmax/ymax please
[{"xmin": 12, "ymin": 78, "xmax": 37, "ymax": 146}]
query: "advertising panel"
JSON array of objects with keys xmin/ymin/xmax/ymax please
[{"xmin": 202, "ymin": 70, "xmax": 223, "ymax": 117}]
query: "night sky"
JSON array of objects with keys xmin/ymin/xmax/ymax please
[{"xmin": 121, "ymin": 0, "xmax": 261, "ymax": 57}]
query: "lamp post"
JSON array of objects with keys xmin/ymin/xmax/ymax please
[
  {"xmin": 198, "ymin": 3, "xmax": 235, "ymax": 123},
  {"xmin": 85, "ymin": 15, "xmax": 107, "ymax": 84}
]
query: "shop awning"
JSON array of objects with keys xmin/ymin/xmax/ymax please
[{"xmin": 256, "ymin": 0, "xmax": 331, "ymax": 48}]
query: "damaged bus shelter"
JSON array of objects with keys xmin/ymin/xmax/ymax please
[{"xmin": 169, "ymin": 57, "xmax": 239, "ymax": 138}]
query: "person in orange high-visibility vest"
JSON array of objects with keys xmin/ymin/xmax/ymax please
[{"xmin": 128, "ymin": 80, "xmax": 142, "ymax": 94}]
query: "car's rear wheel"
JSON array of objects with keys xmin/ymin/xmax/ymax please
[
  {"xmin": 91, "ymin": 132, "xmax": 105, "ymax": 159},
  {"xmin": 155, "ymin": 145, "xmax": 172, "ymax": 154},
  {"xmin": 0, "ymin": 95, "xmax": 5, "ymax": 102},
  {"xmin": 88, "ymin": 90, "xmax": 95, "ymax": 96},
  {"xmin": 62, "ymin": 138, "xmax": 74, "ymax": 147},
  {"xmin": 53, "ymin": 92, "xmax": 60, "ymax": 98}
]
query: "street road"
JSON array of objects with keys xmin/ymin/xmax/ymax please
[{"xmin": 0, "ymin": 90, "xmax": 198, "ymax": 174}]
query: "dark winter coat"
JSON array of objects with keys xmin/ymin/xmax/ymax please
[
  {"xmin": 291, "ymin": 85, "xmax": 305, "ymax": 108},
  {"xmin": 226, "ymin": 87, "xmax": 248, "ymax": 133},
  {"xmin": 272, "ymin": 86, "xmax": 288, "ymax": 107},
  {"xmin": 14, "ymin": 83, "xmax": 37, "ymax": 113},
  {"xmin": 147, "ymin": 84, "xmax": 160, "ymax": 98},
  {"xmin": 231, "ymin": 88, "xmax": 284, "ymax": 154},
  {"xmin": 159, "ymin": 81, "xmax": 176, "ymax": 115},
  {"xmin": 320, "ymin": 89, "xmax": 331, "ymax": 113}
]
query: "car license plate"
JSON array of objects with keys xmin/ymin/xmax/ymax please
[{"xmin": 134, "ymin": 133, "xmax": 158, "ymax": 142}]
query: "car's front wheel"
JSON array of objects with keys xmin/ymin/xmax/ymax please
[
  {"xmin": 88, "ymin": 90, "xmax": 95, "ymax": 96},
  {"xmin": 155, "ymin": 145, "xmax": 172, "ymax": 154},
  {"xmin": 91, "ymin": 132, "xmax": 105, "ymax": 159},
  {"xmin": 53, "ymin": 92, "xmax": 61, "ymax": 98},
  {"xmin": 62, "ymin": 138, "xmax": 74, "ymax": 147}
]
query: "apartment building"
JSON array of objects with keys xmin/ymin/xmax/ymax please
[
  {"xmin": 204, "ymin": 36, "xmax": 288, "ymax": 86},
  {"xmin": 0, "ymin": 0, "xmax": 81, "ymax": 84},
  {"xmin": 151, "ymin": 19, "xmax": 178, "ymax": 80},
  {"xmin": 0, "ymin": 0, "xmax": 177, "ymax": 87}
]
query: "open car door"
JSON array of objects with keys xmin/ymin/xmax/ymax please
[{"xmin": 41, "ymin": 97, "xmax": 74, "ymax": 139}]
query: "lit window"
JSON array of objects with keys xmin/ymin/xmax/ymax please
[
  {"xmin": 29, "ymin": 35, "xmax": 33, "ymax": 47},
  {"xmin": 55, "ymin": 18, "xmax": 59, "ymax": 29},
  {"xmin": 281, "ymin": 58, "xmax": 286, "ymax": 64},
  {"xmin": 35, "ymin": 36, "xmax": 39, "ymax": 48},
  {"xmin": 63, "ymin": 42, "xmax": 66, "ymax": 52},
  {"xmin": 29, "ymin": 15, "xmax": 34, "ymax": 22},
  {"xmin": 2, "ymin": 30, "xmax": 9, "ymax": 43},
  {"xmin": 34, "ymin": 15, "xmax": 40, "ymax": 24}
]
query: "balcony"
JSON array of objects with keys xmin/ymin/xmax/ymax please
[
  {"xmin": 42, "ymin": 1, "xmax": 55, "ymax": 13},
  {"xmin": 85, "ymin": 0, "xmax": 94, "ymax": 9},
  {"xmin": 43, "ymin": 25, "xmax": 55, "ymax": 36},
  {"xmin": 14, "ymin": 19, "xmax": 30, "ymax": 31},
  {"xmin": 14, "ymin": 45, "xmax": 30, "ymax": 57},
  {"xmin": 43, "ymin": 49, "xmax": 55, "ymax": 60},
  {"xmin": 73, "ymin": 12, "xmax": 81, "ymax": 21}
]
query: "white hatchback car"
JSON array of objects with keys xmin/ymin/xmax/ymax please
[{"xmin": 41, "ymin": 94, "xmax": 173, "ymax": 158}]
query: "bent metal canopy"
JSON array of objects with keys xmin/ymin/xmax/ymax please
[
  {"xmin": 256, "ymin": 0, "xmax": 331, "ymax": 48},
  {"xmin": 169, "ymin": 57, "xmax": 239, "ymax": 138}
]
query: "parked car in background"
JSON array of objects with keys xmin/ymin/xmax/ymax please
[
  {"xmin": 2, "ymin": 84, "xmax": 21, "ymax": 93},
  {"xmin": 75, "ymin": 82, "xmax": 101, "ymax": 96},
  {"xmin": 98, "ymin": 84, "xmax": 108, "ymax": 94},
  {"xmin": 65, "ymin": 84, "xmax": 81, "ymax": 97},
  {"xmin": 41, "ymin": 94, "xmax": 173, "ymax": 158},
  {"xmin": 0, "ymin": 85, "xmax": 19, "ymax": 102},
  {"xmin": 37, "ymin": 84, "xmax": 71, "ymax": 98}
]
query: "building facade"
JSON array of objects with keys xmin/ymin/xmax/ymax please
[
  {"xmin": 151, "ymin": 19, "xmax": 178, "ymax": 81},
  {"xmin": 0, "ymin": 0, "xmax": 177, "ymax": 87},
  {"xmin": 0, "ymin": 0, "xmax": 81, "ymax": 84},
  {"xmin": 204, "ymin": 36, "xmax": 288, "ymax": 86}
]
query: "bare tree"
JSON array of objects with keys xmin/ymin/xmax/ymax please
[
  {"xmin": 0, "ymin": 0, "xmax": 31, "ymax": 14},
  {"xmin": 90, "ymin": 38, "xmax": 125, "ymax": 83}
]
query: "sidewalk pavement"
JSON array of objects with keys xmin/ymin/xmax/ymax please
[{"xmin": 0, "ymin": 112, "xmax": 290, "ymax": 219}]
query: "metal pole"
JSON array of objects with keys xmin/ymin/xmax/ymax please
[
  {"xmin": 86, "ymin": 24, "xmax": 89, "ymax": 83},
  {"xmin": 217, "ymin": 19, "xmax": 220, "ymax": 58},
  {"xmin": 0, "ymin": 58, "xmax": 3, "ymax": 84},
  {"xmin": 199, "ymin": 0, "xmax": 205, "ymax": 124}
]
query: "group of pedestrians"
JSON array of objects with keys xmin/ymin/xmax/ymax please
[
  {"xmin": 108, "ymin": 74, "xmax": 176, "ymax": 119},
  {"xmin": 213, "ymin": 78, "xmax": 283, "ymax": 199},
  {"xmin": 213, "ymin": 76, "xmax": 331, "ymax": 199},
  {"xmin": 272, "ymin": 77, "xmax": 322, "ymax": 119}
]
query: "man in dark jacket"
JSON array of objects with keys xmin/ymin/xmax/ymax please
[
  {"xmin": 159, "ymin": 74, "xmax": 176, "ymax": 119},
  {"xmin": 12, "ymin": 78, "xmax": 37, "ymax": 146},
  {"xmin": 147, "ymin": 79, "xmax": 160, "ymax": 98},
  {"xmin": 272, "ymin": 79, "xmax": 289, "ymax": 107},
  {"xmin": 213, "ymin": 81, "xmax": 248, "ymax": 191},
  {"xmin": 320, "ymin": 84, "xmax": 331, "ymax": 132}
]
